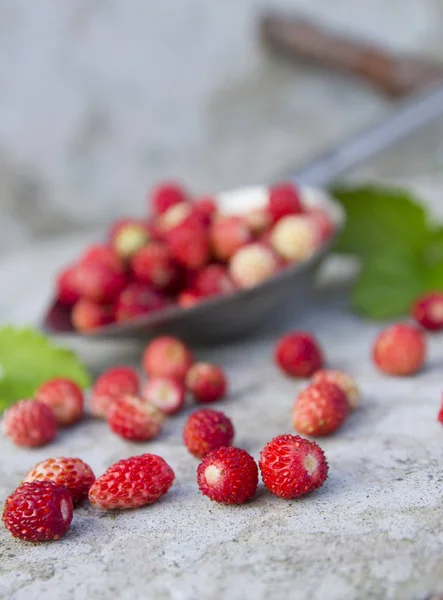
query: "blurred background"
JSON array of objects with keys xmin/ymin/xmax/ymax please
[{"xmin": 1, "ymin": 0, "xmax": 443, "ymax": 257}]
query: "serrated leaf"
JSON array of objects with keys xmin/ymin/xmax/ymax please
[{"xmin": 0, "ymin": 326, "xmax": 91, "ymax": 412}]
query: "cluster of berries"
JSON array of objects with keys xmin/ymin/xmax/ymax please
[
  {"xmin": 2, "ymin": 336, "xmax": 227, "ymax": 448},
  {"xmin": 2, "ymin": 432, "xmax": 329, "ymax": 542},
  {"xmin": 54, "ymin": 181, "xmax": 334, "ymax": 331}
]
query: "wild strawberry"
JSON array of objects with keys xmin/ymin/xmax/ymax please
[
  {"xmin": 89, "ymin": 453, "xmax": 174, "ymax": 509},
  {"xmin": 2, "ymin": 481, "xmax": 73, "ymax": 542},
  {"xmin": 23, "ymin": 457, "xmax": 95, "ymax": 505},
  {"xmin": 151, "ymin": 181, "xmax": 188, "ymax": 216},
  {"xmin": 186, "ymin": 363, "xmax": 227, "ymax": 403},
  {"xmin": 71, "ymin": 298, "xmax": 114, "ymax": 331},
  {"xmin": 166, "ymin": 220, "xmax": 210, "ymax": 270},
  {"xmin": 244, "ymin": 208, "xmax": 272, "ymax": 236},
  {"xmin": 112, "ymin": 221, "xmax": 152, "ymax": 260},
  {"xmin": 183, "ymin": 409, "xmax": 234, "ymax": 458},
  {"xmin": 412, "ymin": 292, "xmax": 443, "ymax": 331},
  {"xmin": 80, "ymin": 243, "xmax": 124, "ymax": 272},
  {"xmin": 142, "ymin": 377, "xmax": 185, "ymax": 415},
  {"xmin": 307, "ymin": 207, "xmax": 335, "ymax": 243},
  {"xmin": 2, "ymin": 400, "xmax": 57, "ymax": 447},
  {"xmin": 193, "ymin": 265, "xmax": 236, "ymax": 298},
  {"xmin": 275, "ymin": 332, "xmax": 324, "ymax": 378},
  {"xmin": 271, "ymin": 215, "xmax": 319, "ymax": 263},
  {"xmin": 197, "ymin": 447, "xmax": 258, "ymax": 504},
  {"xmin": 55, "ymin": 265, "xmax": 80, "ymax": 306},
  {"xmin": 73, "ymin": 261, "xmax": 127, "ymax": 304},
  {"xmin": 193, "ymin": 196, "xmax": 217, "ymax": 226},
  {"xmin": 114, "ymin": 283, "xmax": 167, "ymax": 322},
  {"xmin": 107, "ymin": 394, "xmax": 164, "ymax": 441},
  {"xmin": 259, "ymin": 434, "xmax": 328, "ymax": 499},
  {"xmin": 292, "ymin": 382, "xmax": 349, "ymax": 436},
  {"xmin": 177, "ymin": 289, "xmax": 201, "ymax": 308},
  {"xmin": 373, "ymin": 323, "xmax": 426, "ymax": 376},
  {"xmin": 91, "ymin": 366, "xmax": 140, "ymax": 418},
  {"xmin": 268, "ymin": 182, "xmax": 304, "ymax": 224},
  {"xmin": 311, "ymin": 369, "xmax": 359, "ymax": 409},
  {"xmin": 143, "ymin": 336, "xmax": 194, "ymax": 382},
  {"xmin": 35, "ymin": 378, "xmax": 84, "ymax": 426},
  {"xmin": 229, "ymin": 243, "xmax": 279, "ymax": 288},
  {"xmin": 158, "ymin": 202, "xmax": 193, "ymax": 233},
  {"xmin": 131, "ymin": 243, "xmax": 182, "ymax": 292},
  {"xmin": 210, "ymin": 216, "xmax": 253, "ymax": 262}
]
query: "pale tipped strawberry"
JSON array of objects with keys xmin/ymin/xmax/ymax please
[
  {"xmin": 2, "ymin": 399, "xmax": 57, "ymax": 448},
  {"xmin": 229, "ymin": 243, "xmax": 279, "ymax": 288},
  {"xmin": 210, "ymin": 216, "xmax": 253, "ymax": 262},
  {"xmin": 151, "ymin": 182, "xmax": 188, "ymax": 216},
  {"xmin": 143, "ymin": 336, "xmax": 194, "ymax": 382},
  {"xmin": 292, "ymin": 382, "xmax": 349, "ymax": 437},
  {"xmin": 112, "ymin": 221, "xmax": 151, "ymax": 260},
  {"xmin": 71, "ymin": 298, "xmax": 114, "ymax": 331},
  {"xmin": 91, "ymin": 366, "xmax": 140, "ymax": 418},
  {"xmin": 143, "ymin": 377, "xmax": 185, "ymax": 415},
  {"xmin": 186, "ymin": 362, "xmax": 227, "ymax": 404},
  {"xmin": 311, "ymin": 369, "xmax": 359, "ymax": 410},
  {"xmin": 259, "ymin": 434, "xmax": 328, "ymax": 499},
  {"xmin": 89, "ymin": 453, "xmax": 175, "ymax": 509},
  {"xmin": 107, "ymin": 394, "xmax": 164, "ymax": 441},
  {"xmin": 412, "ymin": 291, "xmax": 443, "ymax": 331},
  {"xmin": 35, "ymin": 378, "xmax": 84, "ymax": 426},
  {"xmin": 270, "ymin": 214, "xmax": 319, "ymax": 263}
]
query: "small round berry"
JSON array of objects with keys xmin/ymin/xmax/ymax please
[
  {"xmin": 373, "ymin": 323, "xmax": 426, "ymax": 376},
  {"xmin": 23, "ymin": 457, "xmax": 96, "ymax": 505},
  {"xmin": 91, "ymin": 366, "xmax": 140, "ymax": 418},
  {"xmin": 412, "ymin": 292, "xmax": 443, "ymax": 331},
  {"xmin": 71, "ymin": 298, "xmax": 114, "ymax": 331},
  {"xmin": 244, "ymin": 208, "xmax": 272, "ymax": 236},
  {"xmin": 131, "ymin": 242, "xmax": 182, "ymax": 292},
  {"xmin": 35, "ymin": 378, "xmax": 84, "ymax": 426},
  {"xmin": 292, "ymin": 382, "xmax": 349, "ymax": 437},
  {"xmin": 55, "ymin": 265, "xmax": 80, "ymax": 306},
  {"xmin": 311, "ymin": 369, "xmax": 359, "ymax": 410},
  {"xmin": 143, "ymin": 377, "xmax": 185, "ymax": 415},
  {"xmin": 259, "ymin": 434, "xmax": 328, "ymax": 499},
  {"xmin": 2, "ymin": 481, "xmax": 73, "ymax": 542},
  {"xmin": 2, "ymin": 399, "xmax": 57, "ymax": 448},
  {"xmin": 114, "ymin": 283, "xmax": 168, "ymax": 322},
  {"xmin": 210, "ymin": 216, "xmax": 253, "ymax": 262},
  {"xmin": 143, "ymin": 336, "xmax": 194, "ymax": 383},
  {"xmin": 166, "ymin": 220, "xmax": 210, "ymax": 270},
  {"xmin": 112, "ymin": 221, "xmax": 151, "ymax": 260},
  {"xmin": 73, "ymin": 261, "xmax": 127, "ymax": 304},
  {"xmin": 193, "ymin": 265, "xmax": 236, "ymax": 298},
  {"xmin": 197, "ymin": 447, "xmax": 258, "ymax": 504},
  {"xmin": 270, "ymin": 214, "xmax": 319, "ymax": 263},
  {"xmin": 80, "ymin": 243, "xmax": 124, "ymax": 272},
  {"xmin": 183, "ymin": 409, "xmax": 234, "ymax": 458},
  {"xmin": 193, "ymin": 196, "xmax": 217, "ymax": 226},
  {"xmin": 268, "ymin": 182, "xmax": 304, "ymax": 224},
  {"xmin": 89, "ymin": 454, "xmax": 174, "ymax": 510},
  {"xmin": 158, "ymin": 202, "xmax": 193, "ymax": 232},
  {"xmin": 275, "ymin": 332, "xmax": 324, "ymax": 378},
  {"xmin": 186, "ymin": 363, "xmax": 227, "ymax": 403},
  {"xmin": 229, "ymin": 242, "xmax": 279, "ymax": 288},
  {"xmin": 107, "ymin": 395, "xmax": 165, "ymax": 442},
  {"xmin": 151, "ymin": 181, "xmax": 188, "ymax": 216}
]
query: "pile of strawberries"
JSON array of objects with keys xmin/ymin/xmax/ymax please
[{"xmin": 54, "ymin": 181, "xmax": 334, "ymax": 331}]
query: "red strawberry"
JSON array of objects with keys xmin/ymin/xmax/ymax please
[
  {"xmin": 183, "ymin": 409, "xmax": 234, "ymax": 458},
  {"xmin": 131, "ymin": 242, "xmax": 182, "ymax": 292},
  {"xmin": 259, "ymin": 434, "xmax": 328, "ymax": 499},
  {"xmin": 151, "ymin": 181, "xmax": 188, "ymax": 216},
  {"xmin": 23, "ymin": 457, "xmax": 95, "ymax": 505},
  {"xmin": 268, "ymin": 181, "xmax": 304, "ymax": 224},
  {"xmin": 193, "ymin": 196, "xmax": 217, "ymax": 226},
  {"xmin": 142, "ymin": 377, "xmax": 185, "ymax": 415},
  {"xmin": 166, "ymin": 220, "xmax": 210, "ymax": 270},
  {"xmin": 197, "ymin": 446, "xmax": 258, "ymax": 504},
  {"xmin": 35, "ymin": 378, "xmax": 84, "ymax": 426},
  {"xmin": 73, "ymin": 261, "xmax": 127, "ymax": 304},
  {"xmin": 210, "ymin": 216, "xmax": 252, "ymax": 262},
  {"xmin": 275, "ymin": 331, "xmax": 324, "ymax": 378},
  {"xmin": 2, "ymin": 481, "xmax": 73, "ymax": 542},
  {"xmin": 112, "ymin": 221, "xmax": 152, "ymax": 260},
  {"xmin": 186, "ymin": 362, "xmax": 227, "ymax": 404},
  {"xmin": 292, "ymin": 382, "xmax": 349, "ymax": 436},
  {"xmin": 412, "ymin": 291, "xmax": 443, "ymax": 331},
  {"xmin": 89, "ymin": 453, "xmax": 175, "ymax": 509},
  {"xmin": 2, "ymin": 399, "xmax": 57, "ymax": 447},
  {"xmin": 373, "ymin": 323, "xmax": 426, "ymax": 376},
  {"xmin": 91, "ymin": 366, "xmax": 140, "ymax": 418},
  {"xmin": 114, "ymin": 283, "xmax": 167, "ymax": 322},
  {"xmin": 107, "ymin": 394, "xmax": 164, "ymax": 441},
  {"xmin": 80, "ymin": 243, "xmax": 124, "ymax": 272},
  {"xmin": 143, "ymin": 336, "xmax": 194, "ymax": 382},
  {"xmin": 193, "ymin": 265, "xmax": 236, "ymax": 298},
  {"xmin": 55, "ymin": 265, "xmax": 81, "ymax": 306},
  {"xmin": 71, "ymin": 298, "xmax": 114, "ymax": 331},
  {"xmin": 311, "ymin": 369, "xmax": 360, "ymax": 409}
]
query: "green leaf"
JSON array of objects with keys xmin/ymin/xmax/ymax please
[
  {"xmin": 353, "ymin": 252, "xmax": 427, "ymax": 319},
  {"xmin": 332, "ymin": 185, "xmax": 430, "ymax": 259},
  {"xmin": 0, "ymin": 327, "xmax": 91, "ymax": 412}
]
